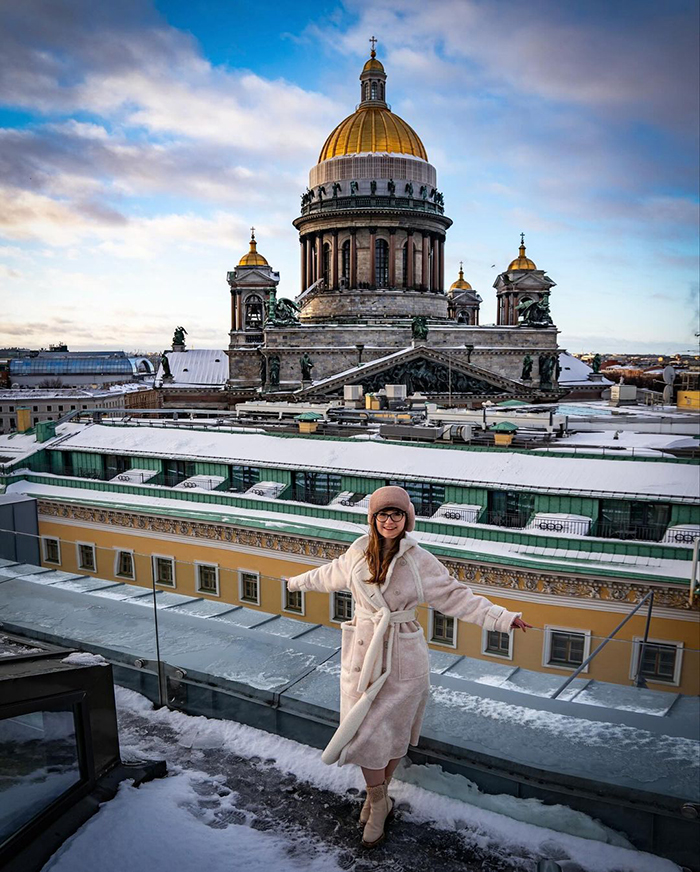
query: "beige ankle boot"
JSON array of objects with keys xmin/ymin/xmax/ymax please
[
  {"xmin": 361, "ymin": 781, "xmax": 394, "ymax": 848},
  {"xmin": 359, "ymin": 774, "xmax": 392, "ymax": 824}
]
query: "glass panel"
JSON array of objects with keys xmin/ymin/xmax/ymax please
[
  {"xmin": 487, "ymin": 491, "xmax": 534, "ymax": 527},
  {"xmin": 291, "ymin": 471, "xmax": 341, "ymax": 505},
  {"xmin": 387, "ymin": 479, "xmax": 445, "ymax": 517},
  {"xmin": 432, "ymin": 612, "xmax": 454, "ymax": 643},
  {"xmin": 285, "ymin": 589, "xmax": 303, "ymax": 613},
  {"xmin": 375, "ymin": 239, "xmax": 389, "ymax": 287},
  {"xmin": 198, "ymin": 565, "xmax": 218, "ymax": 593},
  {"xmin": 240, "ymin": 572, "xmax": 258, "ymax": 603},
  {"xmin": 117, "ymin": 551, "xmax": 134, "ymax": 578},
  {"xmin": 155, "ymin": 558, "xmax": 174, "ymax": 586},
  {"xmin": 640, "ymin": 643, "xmax": 677, "ymax": 680},
  {"xmin": 0, "ymin": 706, "xmax": 82, "ymax": 844},
  {"xmin": 486, "ymin": 630, "xmax": 509, "ymax": 655},
  {"xmin": 333, "ymin": 591, "xmax": 353, "ymax": 621},
  {"xmin": 78, "ymin": 545, "xmax": 95, "ymax": 571},
  {"xmin": 550, "ymin": 632, "xmax": 584, "ymax": 666},
  {"xmin": 229, "ymin": 465, "xmax": 260, "ymax": 492}
]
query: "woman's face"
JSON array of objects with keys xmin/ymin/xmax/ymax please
[{"xmin": 374, "ymin": 508, "xmax": 406, "ymax": 540}]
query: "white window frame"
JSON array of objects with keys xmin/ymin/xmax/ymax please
[
  {"xmin": 151, "ymin": 554, "xmax": 176, "ymax": 588},
  {"xmin": 113, "ymin": 548, "xmax": 136, "ymax": 580},
  {"xmin": 481, "ymin": 626, "xmax": 513, "ymax": 660},
  {"xmin": 330, "ymin": 589, "xmax": 354, "ymax": 624},
  {"xmin": 238, "ymin": 569, "xmax": 260, "ymax": 605},
  {"xmin": 76, "ymin": 541, "xmax": 97, "ymax": 573},
  {"xmin": 42, "ymin": 536, "xmax": 61, "ymax": 565},
  {"xmin": 195, "ymin": 561, "xmax": 220, "ymax": 597},
  {"xmin": 281, "ymin": 579, "xmax": 305, "ymax": 616},
  {"xmin": 630, "ymin": 636, "xmax": 683, "ymax": 686},
  {"xmin": 543, "ymin": 625, "xmax": 591, "ymax": 672},
  {"xmin": 429, "ymin": 608, "xmax": 458, "ymax": 649}
]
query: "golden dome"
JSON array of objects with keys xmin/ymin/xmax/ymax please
[
  {"xmin": 363, "ymin": 56, "xmax": 385, "ymax": 73},
  {"xmin": 450, "ymin": 262, "xmax": 472, "ymax": 291},
  {"xmin": 507, "ymin": 235, "xmax": 537, "ymax": 271},
  {"xmin": 319, "ymin": 106, "xmax": 427, "ymax": 162},
  {"xmin": 238, "ymin": 230, "xmax": 269, "ymax": 267}
]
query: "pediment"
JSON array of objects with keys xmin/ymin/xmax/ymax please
[{"xmin": 297, "ymin": 345, "xmax": 533, "ymax": 398}]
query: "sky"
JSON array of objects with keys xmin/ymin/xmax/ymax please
[{"xmin": 0, "ymin": 0, "xmax": 698, "ymax": 355}]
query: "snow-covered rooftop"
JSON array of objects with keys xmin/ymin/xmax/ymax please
[
  {"xmin": 50, "ymin": 423, "xmax": 696, "ymax": 501},
  {"xmin": 558, "ymin": 352, "xmax": 612, "ymax": 387},
  {"xmin": 155, "ymin": 349, "xmax": 228, "ymax": 388}
]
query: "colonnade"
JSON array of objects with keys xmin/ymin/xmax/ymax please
[{"xmin": 299, "ymin": 228, "xmax": 446, "ymax": 293}]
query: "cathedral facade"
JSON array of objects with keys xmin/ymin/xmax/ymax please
[{"xmin": 226, "ymin": 47, "xmax": 562, "ymax": 404}]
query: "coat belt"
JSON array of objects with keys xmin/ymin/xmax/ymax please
[{"xmin": 352, "ymin": 605, "xmax": 416, "ymax": 694}]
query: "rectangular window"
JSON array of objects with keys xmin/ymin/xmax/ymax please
[
  {"xmin": 484, "ymin": 630, "xmax": 511, "ymax": 657},
  {"xmin": 42, "ymin": 537, "xmax": 61, "ymax": 565},
  {"xmin": 634, "ymin": 639, "xmax": 681, "ymax": 684},
  {"xmin": 197, "ymin": 563, "xmax": 219, "ymax": 595},
  {"xmin": 162, "ymin": 459, "xmax": 196, "ymax": 487},
  {"xmin": 284, "ymin": 585, "xmax": 303, "ymax": 614},
  {"xmin": 152, "ymin": 556, "xmax": 175, "ymax": 587},
  {"xmin": 431, "ymin": 610, "xmax": 455, "ymax": 646},
  {"xmin": 387, "ymin": 479, "xmax": 445, "ymax": 517},
  {"xmin": 103, "ymin": 453, "xmax": 129, "ymax": 479},
  {"xmin": 33, "ymin": 405, "xmax": 38, "ymax": 412},
  {"xmin": 77, "ymin": 543, "xmax": 96, "ymax": 572},
  {"xmin": 58, "ymin": 405, "xmax": 64, "ymax": 412},
  {"xmin": 239, "ymin": 570, "xmax": 259, "ymax": 604},
  {"xmin": 332, "ymin": 590, "xmax": 353, "ymax": 622},
  {"xmin": 46, "ymin": 406, "xmax": 51, "ymax": 412},
  {"xmin": 229, "ymin": 464, "xmax": 260, "ymax": 492},
  {"xmin": 487, "ymin": 490, "xmax": 534, "ymax": 528},
  {"xmin": 291, "ymin": 470, "xmax": 342, "ymax": 505},
  {"xmin": 115, "ymin": 550, "xmax": 135, "ymax": 579},
  {"xmin": 597, "ymin": 500, "xmax": 671, "ymax": 542},
  {"xmin": 546, "ymin": 629, "xmax": 586, "ymax": 668}
]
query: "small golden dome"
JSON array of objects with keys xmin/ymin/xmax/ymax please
[
  {"xmin": 450, "ymin": 262, "xmax": 472, "ymax": 291},
  {"xmin": 363, "ymin": 56, "xmax": 385, "ymax": 73},
  {"xmin": 238, "ymin": 229, "xmax": 269, "ymax": 267},
  {"xmin": 507, "ymin": 234, "xmax": 537, "ymax": 271},
  {"xmin": 319, "ymin": 106, "xmax": 427, "ymax": 162}
]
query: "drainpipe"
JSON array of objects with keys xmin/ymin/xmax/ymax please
[{"xmin": 690, "ymin": 537, "xmax": 700, "ymax": 606}]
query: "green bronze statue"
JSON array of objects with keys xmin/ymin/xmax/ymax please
[
  {"xmin": 300, "ymin": 352, "xmax": 314, "ymax": 381},
  {"xmin": 411, "ymin": 315, "xmax": 429, "ymax": 341}
]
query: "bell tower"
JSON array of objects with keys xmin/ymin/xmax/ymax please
[{"xmin": 494, "ymin": 234, "xmax": 556, "ymax": 325}]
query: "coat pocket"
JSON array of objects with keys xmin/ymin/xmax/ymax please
[
  {"xmin": 340, "ymin": 621, "xmax": 356, "ymax": 680},
  {"xmin": 397, "ymin": 627, "xmax": 430, "ymax": 681}
]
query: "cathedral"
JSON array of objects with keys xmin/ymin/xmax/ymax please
[{"xmin": 199, "ymin": 45, "xmax": 562, "ymax": 405}]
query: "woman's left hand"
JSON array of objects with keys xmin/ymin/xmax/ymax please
[{"xmin": 511, "ymin": 617, "xmax": 533, "ymax": 632}]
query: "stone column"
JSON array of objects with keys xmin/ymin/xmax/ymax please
[
  {"xmin": 388, "ymin": 229, "xmax": 396, "ymax": 288},
  {"xmin": 315, "ymin": 235, "xmax": 322, "ymax": 285},
  {"xmin": 231, "ymin": 290, "xmax": 237, "ymax": 332},
  {"xmin": 369, "ymin": 226, "xmax": 377, "ymax": 289},
  {"xmin": 439, "ymin": 237, "xmax": 445, "ymax": 292},
  {"xmin": 300, "ymin": 237, "xmax": 307, "ymax": 292},
  {"xmin": 237, "ymin": 291, "xmax": 244, "ymax": 332},
  {"xmin": 421, "ymin": 232, "xmax": 430, "ymax": 290},
  {"xmin": 332, "ymin": 230, "xmax": 339, "ymax": 290},
  {"xmin": 431, "ymin": 235, "xmax": 438, "ymax": 292},
  {"xmin": 350, "ymin": 229, "xmax": 357, "ymax": 288},
  {"xmin": 306, "ymin": 234, "xmax": 314, "ymax": 287},
  {"xmin": 406, "ymin": 230, "xmax": 414, "ymax": 289}
]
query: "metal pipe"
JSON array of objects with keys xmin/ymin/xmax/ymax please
[
  {"xmin": 634, "ymin": 590, "xmax": 654, "ymax": 688},
  {"xmin": 550, "ymin": 590, "xmax": 654, "ymax": 699},
  {"xmin": 690, "ymin": 537, "xmax": 700, "ymax": 606}
]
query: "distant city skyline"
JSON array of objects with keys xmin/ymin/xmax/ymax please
[{"xmin": 1, "ymin": 0, "xmax": 698, "ymax": 355}]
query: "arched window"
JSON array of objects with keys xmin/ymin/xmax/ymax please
[
  {"xmin": 322, "ymin": 242, "xmax": 331, "ymax": 287},
  {"xmin": 363, "ymin": 82, "xmax": 369, "ymax": 101},
  {"xmin": 375, "ymin": 238, "xmax": 389, "ymax": 288},
  {"xmin": 245, "ymin": 295, "xmax": 264, "ymax": 330},
  {"xmin": 341, "ymin": 239, "xmax": 350, "ymax": 282},
  {"xmin": 379, "ymin": 82, "xmax": 385, "ymax": 101},
  {"xmin": 371, "ymin": 81, "xmax": 378, "ymax": 100}
]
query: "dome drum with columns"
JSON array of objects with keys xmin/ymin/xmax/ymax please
[{"xmin": 219, "ymin": 43, "xmax": 562, "ymax": 402}]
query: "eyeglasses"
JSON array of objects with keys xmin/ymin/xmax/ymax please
[{"xmin": 375, "ymin": 510, "xmax": 406, "ymax": 523}]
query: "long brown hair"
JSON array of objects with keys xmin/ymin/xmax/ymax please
[{"xmin": 364, "ymin": 514, "xmax": 405, "ymax": 585}]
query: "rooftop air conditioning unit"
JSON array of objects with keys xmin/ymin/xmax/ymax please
[
  {"xmin": 431, "ymin": 504, "xmax": 482, "ymax": 524},
  {"xmin": 662, "ymin": 524, "xmax": 700, "ymax": 545},
  {"xmin": 527, "ymin": 513, "xmax": 591, "ymax": 536},
  {"xmin": 245, "ymin": 481, "xmax": 287, "ymax": 499}
]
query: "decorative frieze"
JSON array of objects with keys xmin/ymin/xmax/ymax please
[{"xmin": 38, "ymin": 500, "xmax": 696, "ymax": 612}]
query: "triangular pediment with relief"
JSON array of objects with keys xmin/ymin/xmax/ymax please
[
  {"xmin": 296, "ymin": 345, "xmax": 542, "ymax": 399},
  {"xmin": 229, "ymin": 268, "xmax": 280, "ymax": 286}
]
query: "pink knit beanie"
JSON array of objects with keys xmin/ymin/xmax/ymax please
[{"xmin": 367, "ymin": 485, "xmax": 415, "ymax": 532}]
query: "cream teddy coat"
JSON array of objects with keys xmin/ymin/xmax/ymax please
[{"xmin": 287, "ymin": 533, "xmax": 522, "ymax": 769}]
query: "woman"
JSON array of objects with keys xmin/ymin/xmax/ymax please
[{"xmin": 286, "ymin": 486, "xmax": 531, "ymax": 848}]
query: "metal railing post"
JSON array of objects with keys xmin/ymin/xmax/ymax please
[{"xmin": 550, "ymin": 590, "xmax": 654, "ymax": 699}]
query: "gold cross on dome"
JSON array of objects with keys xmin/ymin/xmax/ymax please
[
  {"xmin": 251, "ymin": 226, "xmax": 256, "ymax": 240},
  {"xmin": 520, "ymin": 231, "xmax": 525, "ymax": 245},
  {"xmin": 369, "ymin": 35, "xmax": 377, "ymax": 54}
]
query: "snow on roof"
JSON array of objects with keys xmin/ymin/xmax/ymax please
[
  {"xmin": 0, "ymin": 422, "xmax": 85, "ymax": 464},
  {"xmin": 52, "ymin": 423, "xmax": 696, "ymax": 500},
  {"xmin": 155, "ymin": 349, "xmax": 228, "ymax": 388},
  {"xmin": 558, "ymin": 352, "xmax": 612, "ymax": 386}
]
